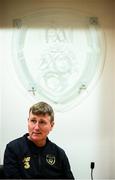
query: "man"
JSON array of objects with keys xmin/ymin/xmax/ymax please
[{"xmin": 4, "ymin": 101, "xmax": 74, "ymax": 179}]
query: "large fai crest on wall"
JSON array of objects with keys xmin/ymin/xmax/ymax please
[{"xmin": 12, "ymin": 8, "xmax": 105, "ymax": 111}]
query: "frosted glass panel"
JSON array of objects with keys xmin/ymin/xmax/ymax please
[{"xmin": 12, "ymin": 9, "xmax": 105, "ymax": 111}]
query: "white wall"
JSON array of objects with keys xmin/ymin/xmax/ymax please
[
  {"xmin": 0, "ymin": 0, "xmax": 115, "ymax": 179},
  {"xmin": 112, "ymin": 1, "xmax": 115, "ymax": 177}
]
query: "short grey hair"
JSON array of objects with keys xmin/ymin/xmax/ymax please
[{"xmin": 29, "ymin": 102, "xmax": 54, "ymax": 122}]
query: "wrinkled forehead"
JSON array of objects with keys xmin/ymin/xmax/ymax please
[{"xmin": 29, "ymin": 110, "xmax": 53, "ymax": 121}]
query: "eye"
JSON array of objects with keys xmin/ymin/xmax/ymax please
[
  {"xmin": 30, "ymin": 119, "xmax": 37, "ymax": 124},
  {"xmin": 39, "ymin": 120, "xmax": 47, "ymax": 125}
]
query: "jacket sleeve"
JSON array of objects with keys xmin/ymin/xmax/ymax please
[
  {"xmin": 3, "ymin": 144, "xmax": 21, "ymax": 179},
  {"xmin": 61, "ymin": 151, "xmax": 75, "ymax": 179}
]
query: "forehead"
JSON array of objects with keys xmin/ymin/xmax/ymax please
[{"xmin": 29, "ymin": 111, "xmax": 51, "ymax": 120}]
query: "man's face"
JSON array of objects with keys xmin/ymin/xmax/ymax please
[{"xmin": 28, "ymin": 111, "xmax": 54, "ymax": 144}]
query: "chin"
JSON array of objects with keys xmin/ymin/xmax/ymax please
[{"xmin": 34, "ymin": 135, "xmax": 44, "ymax": 140}]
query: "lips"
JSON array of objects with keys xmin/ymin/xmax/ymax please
[{"xmin": 33, "ymin": 132, "xmax": 41, "ymax": 135}]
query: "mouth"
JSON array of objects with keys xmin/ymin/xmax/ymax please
[{"xmin": 33, "ymin": 132, "xmax": 41, "ymax": 135}]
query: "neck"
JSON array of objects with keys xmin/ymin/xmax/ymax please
[
  {"xmin": 34, "ymin": 139, "xmax": 46, "ymax": 147},
  {"xmin": 28, "ymin": 136, "xmax": 46, "ymax": 147}
]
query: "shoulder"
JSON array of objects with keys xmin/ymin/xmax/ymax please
[{"xmin": 6, "ymin": 134, "xmax": 27, "ymax": 152}]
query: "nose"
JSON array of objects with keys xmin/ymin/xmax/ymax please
[{"xmin": 34, "ymin": 122, "xmax": 40, "ymax": 130}]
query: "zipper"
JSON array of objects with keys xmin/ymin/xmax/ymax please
[{"xmin": 38, "ymin": 154, "xmax": 41, "ymax": 172}]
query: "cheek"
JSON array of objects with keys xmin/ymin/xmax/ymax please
[
  {"xmin": 28, "ymin": 123, "xmax": 33, "ymax": 132},
  {"xmin": 46, "ymin": 126, "xmax": 53, "ymax": 133},
  {"xmin": 42, "ymin": 126, "xmax": 51, "ymax": 133}
]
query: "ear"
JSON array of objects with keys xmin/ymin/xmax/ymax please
[{"xmin": 51, "ymin": 121, "xmax": 54, "ymax": 129}]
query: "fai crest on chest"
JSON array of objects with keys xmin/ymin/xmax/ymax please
[{"xmin": 46, "ymin": 154, "xmax": 56, "ymax": 165}]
